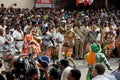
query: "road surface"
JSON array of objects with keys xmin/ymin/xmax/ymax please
[{"xmin": 75, "ymin": 58, "xmax": 119, "ymax": 80}]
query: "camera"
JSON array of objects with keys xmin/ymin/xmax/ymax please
[{"xmin": 6, "ymin": 55, "xmax": 36, "ymax": 80}]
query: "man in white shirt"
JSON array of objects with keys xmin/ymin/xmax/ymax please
[
  {"xmin": 92, "ymin": 63, "xmax": 109, "ymax": 80},
  {"xmin": 54, "ymin": 27, "xmax": 65, "ymax": 61},
  {"xmin": 104, "ymin": 73, "xmax": 117, "ymax": 80},
  {"xmin": 12, "ymin": 24, "xmax": 24, "ymax": 53},
  {"xmin": 0, "ymin": 20, "xmax": 7, "ymax": 36},
  {"xmin": 0, "ymin": 29, "xmax": 5, "ymax": 51},
  {"xmin": 0, "ymin": 29, "xmax": 6, "ymax": 74},
  {"xmin": 60, "ymin": 59, "xmax": 73, "ymax": 80},
  {"xmin": 4, "ymin": 27, "xmax": 16, "ymax": 59}
]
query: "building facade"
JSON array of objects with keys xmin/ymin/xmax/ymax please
[{"xmin": 0, "ymin": 0, "xmax": 34, "ymax": 9}]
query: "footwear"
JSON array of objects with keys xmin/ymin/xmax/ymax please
[
  {"xmin": 79, "ymin": 58, "xmax": 83, "ymax": 60},
  {"xmin": 73, "ymin": 64, "xmax": 76, "ymax": 68},
  {"xmin": 75, "ymin": 58, "xmax": 79, "ymax": 60}
]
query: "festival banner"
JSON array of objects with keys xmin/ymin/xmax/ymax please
[
  {"xmin": 76, "ymin": 0, "xmax": 84, "ymax": 6},
  {"xmin": 76, "ymin": 0, "xmax": 93, "ymax": 7},
  {"xmin": 87, "ymin": 0, "xmax": 94, "ymax": 5},
  {"xmin": 35, "ymin": 0, "xmax": 52, "ymax": 8}
]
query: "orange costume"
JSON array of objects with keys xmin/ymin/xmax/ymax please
[{"xmin": 23, "ymin": 34, "xmax": 41, "ymax": 57}]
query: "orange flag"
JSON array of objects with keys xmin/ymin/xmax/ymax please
[{"xmin": 86, "ymin": 51, "xmax": 96, "ymax": 65}]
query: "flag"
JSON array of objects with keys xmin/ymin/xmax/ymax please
[
  {"xmin": 86, "ymin": 51, "xmax": 96, "ymax": 65},
  {"xmin": 76, "ymin": 0, "xmax": 93, "ymax": 7},
  {"xmin": 76, "ymin": 0, "xmax": 84, "ymax": 6},
  {"xmin": 84, "ymin": 0, "xmax": 88, "ymax": 6},
  {"xmin": 104, "ymin": 0, "xmax": 108, "ymax": 8},
  {"xmin": 87, "ymin": 0, "xmax": 94, "ymax": 5}
]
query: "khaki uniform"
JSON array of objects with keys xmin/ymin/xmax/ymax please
[
  {"xmin": 81, "ymin": 26, "xmax": 89, "ymax": 38},
  {"xmin": 73, "ymin": 26, "xmax": 86, "ymax": 58},
  {"xmin": 82, "ymin": 26, "xmax": 89, "ymax": 54},
  {"xmin": 26, "ymin": 25, "xmax": 33, "ymax": 34},
  {"xmin": 100, "ymin": 27, "xmax": 106, "ymax": 44},
  {"xmin": 36, "ymin": 27, "xmax": 42, "ymax": 36}
]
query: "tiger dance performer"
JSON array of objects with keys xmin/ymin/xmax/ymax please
[
  {"xmin": 102, "ymin": 31, "xmax": 115, "ymax": 60},
  {"xmin": 62, "ymin": 24, "xmax": 79, "ymax": 67}
]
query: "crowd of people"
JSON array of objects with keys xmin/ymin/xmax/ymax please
[{"xmin": 0, "ymin": 3, "xmax": 120, "ymax": 80}]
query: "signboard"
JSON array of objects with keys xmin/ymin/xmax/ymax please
[
  {"xmin": 35, "ymin": 0, "xmax": 52, "ymax": 8},
  {"xmin": 76, "ymin": 0, "xmax": 93, "ymax": 6}
]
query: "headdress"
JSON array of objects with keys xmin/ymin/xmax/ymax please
[
  {"xmin": 25, "ymin": 34, "xmax": 33, "ymax": 43},
  {"xmin": 91, "ymin": 43, "xmax": 101, "ymax": 53}
]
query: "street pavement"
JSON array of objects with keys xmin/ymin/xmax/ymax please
[{"xmin": 75, "ymin": 58, "xmax": 120, "ymax": 80}]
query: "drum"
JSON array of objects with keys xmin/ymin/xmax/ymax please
[
  {"xmin": 116, "ymin": 37, "xmax": 120, "ymax": 57},
  {"xmin": 63, "ymin": 41, "xmax": 74, "ymax": 47},
  {"xmin": 50, "ymin": 46, "xmax": 58, "ymax": 57},
  {"xmin": 116, "ymin": 37, "xmax": 120, "ymax": 48}
]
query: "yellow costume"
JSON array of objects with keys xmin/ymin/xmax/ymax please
[{"xmin": 62, "ymin": 24, "xmax": 76, "ymax": 66}]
